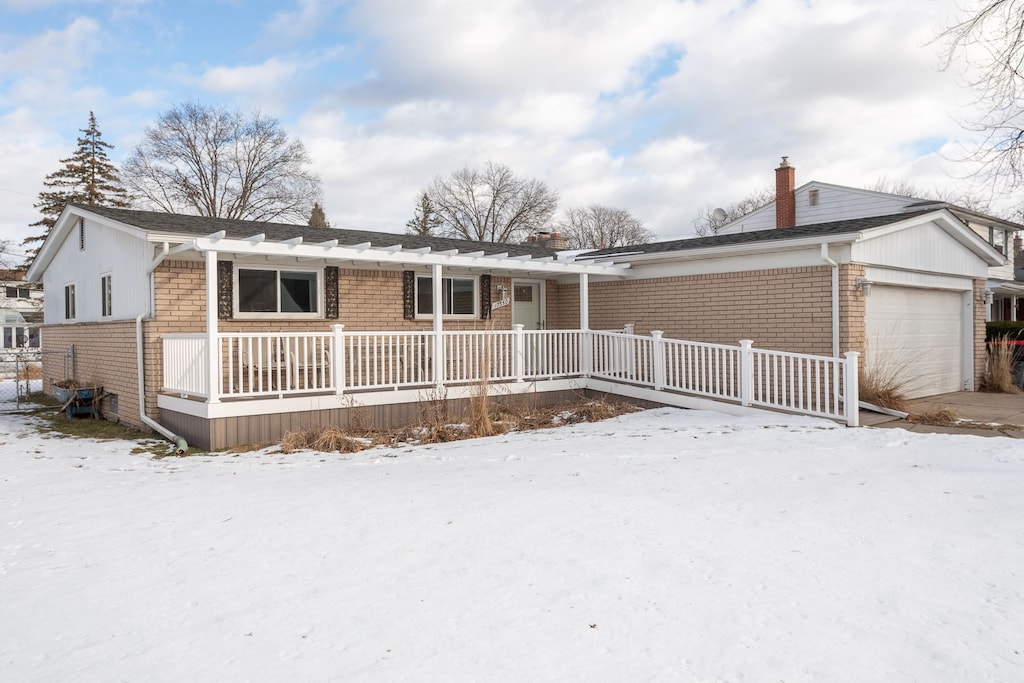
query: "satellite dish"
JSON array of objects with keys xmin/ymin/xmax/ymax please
[{"xmin": 712, "ymin": 207, "xmax": 728, "ymax": 221}]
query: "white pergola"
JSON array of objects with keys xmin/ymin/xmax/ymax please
[{"xmin": 150, "ymin": 231, "xmax": 632, "ymax": 404}]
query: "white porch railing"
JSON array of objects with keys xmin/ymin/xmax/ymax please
[{"xmin": 161, "ymin": 326, "xmax": 860, "ymax": 425}]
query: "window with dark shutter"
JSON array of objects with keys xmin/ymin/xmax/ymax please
[{"xmin": 217, "ymin": 261, "xmax": 233, "ymax": 320}]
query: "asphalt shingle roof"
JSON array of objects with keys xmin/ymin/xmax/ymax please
[
  {"xmin": 582, "ymin": 210, "xmax": 936, "ymax": 258},
  {"xmin": 74, "ymin": 204, "xmax": 561, "ymax": 259}
]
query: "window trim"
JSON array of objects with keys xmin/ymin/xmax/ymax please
[
  {"xmin": 100, "ymin": 273, "xmax": 112, "ymax": 318},
  {"xmin": 232, "ymin": 265, "xmax": 323, "ymax": 320},
  {"xmin": 64, "ymin": 283, "xmax": 76, "ymax": 321},
  {"xmin": 414, "ymin": 275, "xmax": 479, "ymax": 320}
]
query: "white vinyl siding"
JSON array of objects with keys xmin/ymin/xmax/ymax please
[{"xmin": 42, "ymin": 217, "xmax": 152, "ymax": 324}]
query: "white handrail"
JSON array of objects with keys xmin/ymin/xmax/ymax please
[{"xmin": 161, "ymin": 328, "xmax": 860, "ymax": 426}]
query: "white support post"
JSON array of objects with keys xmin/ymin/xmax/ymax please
[
  {"xmin": 739, "ymin": 339, "xmax": 753, "ymax": 407},
  {"xmin": 844, "ymin": 350, "xmax": 860, "ymax": 427},
  {"xmin": 432, "ymin": 264, "xmax": 445, "ymax": 389},
  {"xmin": 579, "ymin": 273, "xmax": 589, "ymax": 331},
  {"xmin": 513, "ymin": 323, "xmax": 525, "ymax": 382},
  {"xmin": 205, "ymin": 251, "xmax": 220, "ymax": 404},
  {"xmin": 332, "ymin": 324, "xmax": 345, "ymax": 395},
  {"xmin": 624, "ymin": 323, "xmax": 634, "ymax": 335},
  {"xmin": 580, "ymin": 330, "xmax": 593, "ymax": 377},
  {"xmin": 651, "ymin": 330, "xmax": 665, "ymax": 390}
]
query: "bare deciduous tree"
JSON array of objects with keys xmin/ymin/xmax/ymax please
[
  {"xmin": 557, "ymin": 205, "xmax": 652, "ymax": 249},
  {"xmin": 427, "ymin": 162, "xmax": 558, "ymax": 242},
  {"xmin": 692, "ymin": 186, "xmax": 775, "ymax": 237},
  {"xmin": 865, "ymin": 177, "xmax": 992, "ymax": 213},
  {"xmin": 937, "ymin": 1, "xmax": 1024, "ymax": 191},
  {"xmin": 123, "ymin": 102, "xmax": 322, "ymax": 222}
]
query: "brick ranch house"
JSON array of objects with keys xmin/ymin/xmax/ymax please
[{"xmin": 25, "ymin": 202, "xmax": 1002, "ymax": 450}]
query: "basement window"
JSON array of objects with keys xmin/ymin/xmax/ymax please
[{"xmin": 235, "ymin": 267, "xmax": 321, "ymax": 318}]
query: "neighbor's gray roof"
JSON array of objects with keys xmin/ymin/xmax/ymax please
[
  {"xmin": 583, "ymin": 211, "xmax": 935, "ymax": 258},
  {"xmin": 75, "ymin": 204, "xmax": 560, "ymax": 259}
]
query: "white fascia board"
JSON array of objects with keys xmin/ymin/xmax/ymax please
[
  {"xmin": 187, "ymin": 236, "xmax": 631, "ymax": 277},
  {"xmin": 586, "ymin": 232, "xmax": 862, "ymax": 266},
  {"xmin": 856, "ymin": 210, "xmax": 1006, "ymax": 266}
]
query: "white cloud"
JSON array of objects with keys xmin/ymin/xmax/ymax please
[
  {"xmin": 0, "ymin": 16, "xmax": 101, "ymax": 79},
  {"xmin": 346, "ymin": 0, "xmax": 690, "ymax": 100},
  {"xmin": 196, "ymin": 57, "xmax": 300, "ymax": 95}
]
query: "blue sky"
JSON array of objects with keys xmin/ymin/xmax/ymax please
[{"xmin": 0, "ymin": 0, "xmax": 993, "ymax": 260}]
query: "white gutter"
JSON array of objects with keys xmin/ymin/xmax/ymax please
[
  {"xmin": 587, "ymin": 232, "xmax": 864, "ymax": 266},
  {"xmin": 820, "ymin": 243, "xmax": 840, "ymax": 358},
  {"xmin": 136, "ymin": 313, "xmax": 188, "ymax": 454}
]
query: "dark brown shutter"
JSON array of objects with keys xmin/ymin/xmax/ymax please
[
  {"xmin": 402, "ymin": 271, "xmax": 416, "ymax": 320},
  {"xmin": 325, "ymin": 266, "xmax": 339, "ymax": 319},
  {"xmin": 217, "ymin": 261, "xmax": 233, "ymax": 320},
  {"xmin": 479, "ymin": 274, "xmax": 491, "ymax": 320}
]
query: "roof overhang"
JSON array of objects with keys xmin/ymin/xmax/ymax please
[
  {"xmin": 27, "ymin": 205, "xmax": 631, "ymax": 281},
  {"xmin": 585, "ymin": 232, "xmax": 863, "ymax": 266}
]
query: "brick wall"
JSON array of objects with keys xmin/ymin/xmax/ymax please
[
  {"xmin": 577, "ymin": 266, "xmax": 837, "ymax": 356},
  {"xmin": 40, "ymin": 320, "xmax": 142, "ymax": 426}
]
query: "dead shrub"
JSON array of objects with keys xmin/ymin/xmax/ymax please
[
  {"xmin": 280, "ymin": 425, "xmax": 371, "ymax": 454},
  {"xmin": 18, "ymin": 363, "xmax": 42, "ymax": 380},
  {"xmin": 980, "ymin": 338, "xmax": 1022, "ymax": 394},
  {"xmin": 859, "ymin": 335, "xmax": 912, "ymax": 413},
  {"xmin": 908, "ymin": 406, "xmax": 960, "ymax": 426}
]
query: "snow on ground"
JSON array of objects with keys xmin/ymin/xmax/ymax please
[{"xmin": 1, "ymin": 408, "xmax": 1022, "ymax": 682}]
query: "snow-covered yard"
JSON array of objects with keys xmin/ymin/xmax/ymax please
[{"xmin": 1, "ymin": 407, "xmax": 1022, "ymax": 681}]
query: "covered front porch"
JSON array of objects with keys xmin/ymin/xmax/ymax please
[{"xmin": 150, "ymin": 231, "xmax": 859, "ymax": 449}]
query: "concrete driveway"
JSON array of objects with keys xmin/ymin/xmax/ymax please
[{"xmin": 861, "ymin": 391, "xmax": 1024, "ymax": 438}]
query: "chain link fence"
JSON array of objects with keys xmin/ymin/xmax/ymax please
[{"xmin": 0, "ymin": 347, "xmax": 74, "ymax": 412}]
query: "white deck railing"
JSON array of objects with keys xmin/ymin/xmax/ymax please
[{"xmin": 162, "ymin": 326, "xmax": 859, "ymax": 425}]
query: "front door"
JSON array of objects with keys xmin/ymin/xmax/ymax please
[{"xmin": 512, "ymin": 281, "xmax": 544, "ymax": 330}]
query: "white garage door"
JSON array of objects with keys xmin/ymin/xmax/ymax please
[{"xmin": 865, "ymin": 286, "xmax": 964, "ymax": 398}]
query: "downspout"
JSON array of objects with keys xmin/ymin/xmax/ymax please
[
  {"xmin": 821, "ymin": 243, "xmax": 840, "ymax": 358},
  {"xmin": 136, "ymin": 314, "xmax": 189, "ymax": 455}
]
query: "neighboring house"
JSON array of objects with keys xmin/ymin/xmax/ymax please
[
  {"xmin": 26, "ymin": 199, "xmax": 1002, "ymax": 450},
  {"xmin": 0, "ymin": 270, "xmax": 42, "ymax": 349},
  {"xmin": 717, "ymin": 158, "xmax": 1024, "ymax": 322}
]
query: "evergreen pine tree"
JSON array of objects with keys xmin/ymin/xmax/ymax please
[
  {"xmin": 24, "ymin": 112, "xmax": 129, "ymax": 265},
  {"xmin": 406, "ymin": 192, "xmax": 442, "ymax": 236},
  {"xmin": 308, "ymin": 202, "xmax": 330, "ymax": 228}
]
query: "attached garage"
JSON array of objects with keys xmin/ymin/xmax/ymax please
[
  {"xmin": 584, "ymin": 209, "xmax": 1003, "ymax": 400},
  {"xmin": 864, "ymin": 286, "xmax": 966, "ymax": 398}
]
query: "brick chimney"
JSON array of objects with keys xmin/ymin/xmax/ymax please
[
  {"xmin": 526, "ymin": 231, "xmax": 569, "ymax": 250},
  {"xmin": 775, "ymin": 156, "xmax": 796, "ymax": 229}
]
